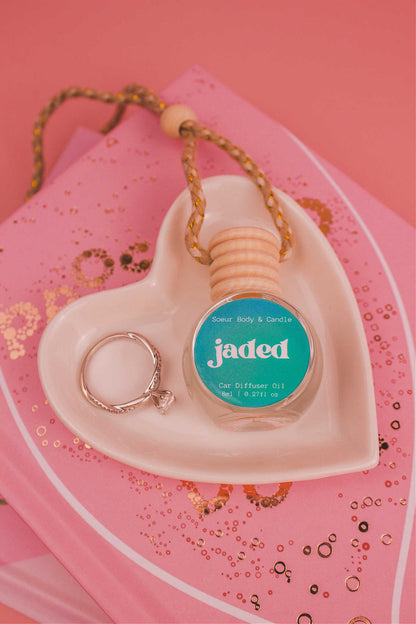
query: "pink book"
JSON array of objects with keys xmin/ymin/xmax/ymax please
[
  {"xmin": 0, "ymin": 66, "xmax": 414, "ymax": 623},
  {"xmin": 0, "ymin": 128, "xmax": 109, "ymax": 623}
]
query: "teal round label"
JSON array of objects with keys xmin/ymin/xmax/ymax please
[{"xmin": 193, "ymin": 298, "xmax": 311, "ymax": 408}]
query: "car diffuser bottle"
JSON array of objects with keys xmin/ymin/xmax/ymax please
[{"xmin": 183, "ymin": 226, "xmax": 322, "ymax": 431}]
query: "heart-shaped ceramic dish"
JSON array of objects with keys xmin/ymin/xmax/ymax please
[{"xmin": 38, "ymin": 175, "xmax": 378, "ymax": 483}]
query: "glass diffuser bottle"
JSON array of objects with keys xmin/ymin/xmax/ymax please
[{"xmin": 183, "ymin": 226, "xmax": 322, "ymax": 431}]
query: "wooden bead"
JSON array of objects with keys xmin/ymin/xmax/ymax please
[{"xmin": 160, "ymin": 104, "xmax": 197, "ymax": 139}]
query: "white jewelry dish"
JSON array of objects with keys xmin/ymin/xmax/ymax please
[{"xmin": 38, "ymin": 175, "xmax": 378, "ymax": 483}]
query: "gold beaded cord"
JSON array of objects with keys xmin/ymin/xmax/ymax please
[{"xmin": 27, "ymin": 83, "xmax": 293, "ymax": 264}]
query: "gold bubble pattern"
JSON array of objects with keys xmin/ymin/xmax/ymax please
[
  {"xmin": 43, "ymin": 285, "xmax": 78, "ymax": 322},
  {"xmin": 0, "ymin": 302, "xmax": 41, "ymax": 359},
  {"xmin": 72, "ymin": 248, "xmax": 115, "ymax": 287}
]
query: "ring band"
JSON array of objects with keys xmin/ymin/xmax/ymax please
[{"xmin": 80, "ymin": 332, "xmax": 174, "ymax": 414}]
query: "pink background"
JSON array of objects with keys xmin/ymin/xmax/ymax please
[
  {"xmin": 0, "ymin": 2, "xmax": 413, "ymax": 623},
  {"xmin": 0, "ymin": 0, "xmax": 414, "ymax": 228}
]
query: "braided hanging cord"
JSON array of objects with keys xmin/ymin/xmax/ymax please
[
  {"xmin": 27, "ymin": 84, "xmax": 292, "ymax": 264},
  {"xmin": 27, "ymin": 84, "xmax": 165, "ymax": 199},
  {"xmin": 180, "ymin": 120, "xmax": 292, "ymax": 263}
]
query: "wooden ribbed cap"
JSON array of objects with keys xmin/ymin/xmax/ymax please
[{"xmin": 208, "ymin": 227, "xmax": 282, "ymax": 302}]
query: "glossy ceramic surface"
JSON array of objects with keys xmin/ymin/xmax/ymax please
[{"xmin": 38, "ymin": 176, "xmax": 378, "ymax": 483}]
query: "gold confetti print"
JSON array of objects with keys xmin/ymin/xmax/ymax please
[
  {"xmin": 0, "ymin": 302, "xmax": 41, "ymax": 359},
  {"xmin": 43, "ymin": 285, "xmax": 78, "ymax": 322},
  {"xmin": 72, "ymin": 248, "xmax": 115, "ymax": 288},
  {"xmin": 296, "ymin": 197, "xmax": 333, "ymax": 236},
  {"xmin": 243, "ymin": 483, "xmax": 292, "ymax": 507},
  {"xmin": 182, "ymin": 482, "xmax": 234, "ymax": 517},
  {"xmin": 119, "ymin": 240, "xmax": 152, "ymax": 274}
]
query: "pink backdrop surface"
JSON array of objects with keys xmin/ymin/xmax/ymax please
[
  {"xmin": 0, "ymin": 0, "xmax": 414, "ymax": 227},
  {"xmin": 0, "ymin": 2, "xmax": 414, "ymax": 623}
]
